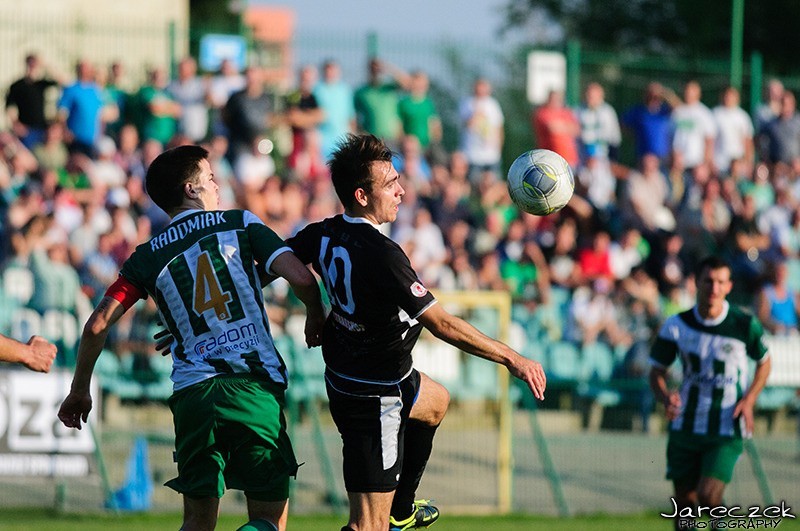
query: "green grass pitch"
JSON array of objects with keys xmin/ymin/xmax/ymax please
[{"xmin": 0, "ymin": 509, "xmax": 672, "ymax": 530}]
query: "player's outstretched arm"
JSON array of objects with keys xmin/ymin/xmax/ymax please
[
  {"xmin": 58, "ymin": 296, "xmax": 126, "ymax": 430},
  {"xmin": 270, "ymin": 252, "xmax": 327, "ymax": 348},
  {"xmin": 418, "ymin": 303, "xmax": 546, "ymax": 400},
  {"xmin": 0, "ymin": 334, "xmax": 57, "ymax": 373}
]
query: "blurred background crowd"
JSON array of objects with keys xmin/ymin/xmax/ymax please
[{"xmin": 2, "ymin": 50, "xmax": 799, "ymax": 417}]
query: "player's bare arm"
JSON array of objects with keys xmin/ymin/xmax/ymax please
[
  {"xmin": 649, "ymin": 366, "xmax": 681, "ymax": 421},
  {"xmin": 417, "ymin": 303, "xmax": 546, "ymax": 400},
  {"xmin": 58, "ymin": 296, "xmax": 127, "ymax": 430},
  {"xmin": 734, "ymin": 356, "xmax": 772, "ymax": 434},
  {"xmin": 269, "ymin": 252, "xmax": 327, "ymax": 348},
  {"xmin": 0, "ymin": 334, "xmax": 57, "ymax": 373}
]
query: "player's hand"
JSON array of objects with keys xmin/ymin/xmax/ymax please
[
  {"xmin": 23, "ymin": 335, "xmax": 57, "ymax": 373},
  {"xmin": 58, "ymin": 391, "xmax": 92, "ymax": 430},
  {"xmin": 509, "ymin": 355, "xmax": 546, "ymax": 401},
  {"xmin": 664, "ymin": 392, "xmax": 682, "ymax": 420},
  {"xmin": 733, "ymin": 396, "xmax": 756, "ymax": 437},
  {"xmin": 304, "ymin": 307, "xmax": 326, "ymax": 348},
  {"xmin": 153, "ymin": 326, "xmax": 173, "ymax": 357}
]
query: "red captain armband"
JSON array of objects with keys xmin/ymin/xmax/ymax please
[{"xmin": 104, "ymin": 276, "xmax": 146, "ymax": 310}]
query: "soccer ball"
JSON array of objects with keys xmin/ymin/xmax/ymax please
[{"xmin": 507, "ymin": 149, "xmax": 574, "ymax": 216}]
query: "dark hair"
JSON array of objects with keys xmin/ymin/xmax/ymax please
[
  {"xmin": 145, "ymin": 145, "xmax": 208, "ymax": 213},
  {"xmin": 694, "ymin": 255, "xmax": 730, "ymax": 279},
  {"xmin": 328, "ymin": 134, "xmax": 393, "ymax": 210}
]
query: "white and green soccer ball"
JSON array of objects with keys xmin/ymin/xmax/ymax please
[{"xmin": 507, "ymin": 149, "xmax": 574, "ymax": 216}]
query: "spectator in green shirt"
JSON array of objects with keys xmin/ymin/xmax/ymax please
[
  {"xmin": 136, "ymin": 67, "xmax": 181, "ymax": 146},
  {"xmin": 354, "ymin": 58, "xmax": 410, "ymax": 145},
  {"xmin": 397, "ymin": 70, "xmax": 441, "ymax": 149}
]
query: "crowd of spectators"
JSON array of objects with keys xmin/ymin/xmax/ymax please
[{"xmin": 2, "ymin": 52, "xmax": 799, "ymax": 408}]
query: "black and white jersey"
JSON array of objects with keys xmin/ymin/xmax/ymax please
[{"xmin": 288, "ymin": 214, "xmax": 437, "ymax": 381}]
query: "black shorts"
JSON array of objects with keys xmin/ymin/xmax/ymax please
[{"xmin": 325, "ymin": 367, "xmax": 421, "ymax": 493}]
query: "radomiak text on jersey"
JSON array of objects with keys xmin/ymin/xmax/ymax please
[{"xmin": 151, "ymin": 212, "xmax": 226, "ymax": 252}]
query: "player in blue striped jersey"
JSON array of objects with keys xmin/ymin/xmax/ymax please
[{"xmin": 58, "ymin": 145, "xmax": 325, "ymax": 531}]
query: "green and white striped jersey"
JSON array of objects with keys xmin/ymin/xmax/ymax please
[
  {"xmin": 650, "ymin": 302, "xmax": 768, "ymax": 437},
  {"xmin": 120, "ymin": 209, "xmax": 290, "ymax": 391}
]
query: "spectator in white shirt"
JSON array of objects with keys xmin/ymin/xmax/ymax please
[
  {"xmin": 712, "ymin": 86, "xmax": 754, "ymax": 177},
  {"xmin": 671, "ymin": 80, "xmax": 717, "ymax": 173}
]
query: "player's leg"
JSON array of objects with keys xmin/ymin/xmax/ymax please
[
  {"xmin": 697, "ymin": 435, "xmax": 743, "ymax": 508},
  {"xmin": 408, "ymin": 372, "xmax": 450, "ymax": 426},
  {"xmin": 696, "ymin": 477, "xmax": 726, "ymax": 507},
  {"xmin": 237, "ymin": 498, "xmax": 287, "ymax": 530},
  {"xmin": 672, "ymin": 481, "xmax": 698, "ymax": 531},
  {"xmin": 223, "ymin": 377, "xmax": 298, "ymax": 531},
  {"xmin": 182, "ymin": 496, "xmax": 220, "ymax": 531},
  {"xmin": 346, "ymin": 491, "xmax": 395, "ymax": 530},
  {"xmin": 167, "ymin": 380, "xmax": 226, "ymax": 531},
  {"xmin": 325, "ymin": 369, "xmax": 411, "ymax": 531},
  {"xmin": 391, "ymin": 371, "xmax": 449, "ymax": 529},
  {"xmin": 666, "ymin": 432, "xmax": 703, "ymax": 531}
]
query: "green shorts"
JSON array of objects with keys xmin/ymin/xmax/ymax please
[
  {"xmin": 166, "ymin": 374, "xmax": 298, "ymax": 501},
  {"xmin": 666, "ymin": 431, "xmax": 744, "ymax": 485}
]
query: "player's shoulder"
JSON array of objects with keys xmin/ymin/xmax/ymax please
[
  {"xmin": 665, "ymin": 309, "xmax": 693, "ymax": 327},
  {"xmin": 297, "ymin": 214, "xmax": 338, "ymax": 235},
  {"xmin": 657, "ymin": 310, "xmax": 689, "ymax": 335},
  {"xmin": 120, "ymin": 237, "xmax": 157, "ymax": 280},
  {"xmin": 726, "ymin": 304, "xmax": 761, "ymax": 327},
  {"xmin": 333, "ymin": 216, "xmax": 406, "ymax": 258},
  {"xmin": 354, "ymin": 221, "xmax": 404, "ymax": 254}
]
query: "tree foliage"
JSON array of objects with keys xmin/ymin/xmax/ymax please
[
  {"xmin": 502, "ymin": 0, "xmax": 800, "ymax": 73},
  {"xmin": 190, "ymin": 0, "xmax": 240, "ymax": 33}
]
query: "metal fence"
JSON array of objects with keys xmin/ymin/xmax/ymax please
[{"xmin": 3, "ymin": 13, "xmax": 799, "ymax": 166}]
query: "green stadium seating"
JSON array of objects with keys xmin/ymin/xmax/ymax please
[
  {"xmin": 144, "ymin": 354, "xmax": 174, "ymax": 401},
  {"xmin": 579, "ymin": 342, "xmax": 615, "ymax": 382},
  {"xmin": 114, "ymin": 354, "xmax": 147, "ymax": 401},
  {"xmin": 462, "ymin": 355, "xmax": 498, "ymax": 400},
  {"xmin": 547, "ymin": 341, "xmax": 581, "ymax": 384}
]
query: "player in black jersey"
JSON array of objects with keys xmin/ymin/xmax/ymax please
[{"xmin": 287, "ymin": 134, "xmax": 546, "ymax": 531}]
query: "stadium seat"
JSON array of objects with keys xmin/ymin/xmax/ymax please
[
  {"xmin": 579, "ymin": 342, "xmax": 615, "ymax": 382},
  {"xmin": 274, "ymin": 334, "xmax": 295, "ymax": 372},
  {"xmin": 0, "ymin": 289, "xmax": 19, "ymax": 333},
  {"xmin": 280, "ymin": 321, "xmax": 327, "ymax": 402},
  {"xmin": 756, "ymin": 387, "xmax": 797, "ymax": 410},
  {"xmin": 546, "ymin": 341, "xmax": 581, "ymax": 383},
  {"xmin": 467, "ymin": 307, "xmax": 499, "ymax": 337},
  {"xmin": 532, "ymin": 289, "xmax": 570, "ymax": 341},
  {"xmin": 521, "ymin": 340, "xmax": 547, "ymax": 367},
  {"xmin": 462, "ymin": 354, "xmax": 498, "ymax": 400},
  {"xmin": 548, "ymin": 285, "xmax": 572, "ymax": 313},
  {"xmin": 112, "ymin": 354, "xmax": 146, "ymax": 401},
  {"xmin": 144, "ymin": 353, "xmax": 174, "ymax": 401},
  {"xmin": 94, "ymin": 349, "xmax": 122, "ymax": 393}
]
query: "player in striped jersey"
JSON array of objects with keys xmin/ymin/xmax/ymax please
[
  {"xmin": 58, "ymin": 145, "xmax": 325, "ymax": 531},
  {"xmin": 649, "ymin": 256, "xmax": 771, "ymax": 530}
]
